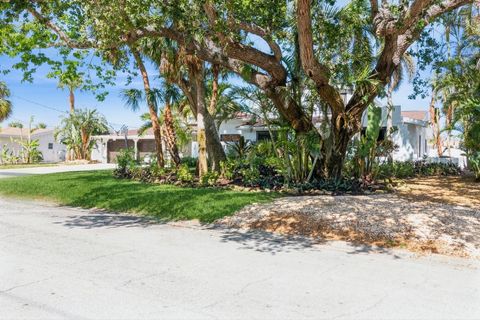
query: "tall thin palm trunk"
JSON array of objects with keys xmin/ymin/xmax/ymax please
[
  {"xmin": 131, "ymin": 48, "xmax": 165, "ymax": 168},
  {"xmin": 163, "ymin": 101, "xmax": 181, "ymax": 166},
  {"xmin": 69, "ymin": 87, "xmax": 75, "ymax": 114}
]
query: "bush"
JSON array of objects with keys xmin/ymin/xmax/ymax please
[
  {"xmin": 377, "ymin": 160, "xmax": 461, "ymax": 179},
  {"xmin": 176, "ymin": 164, "xmax": 193, "ymax": 183},
  {"xmin": 116, "ymin": 148, "xmax": 136, "ymax": 170},
  {"xmin": 200, "ymin": 171, "xmax": 219, "ymax": 186},
  {"xmin": 181, "ymin": 156, "xmax": 198, "ymax": 168}
]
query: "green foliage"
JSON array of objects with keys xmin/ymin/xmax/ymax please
[
  {"xmin": 0, "ymin": 81, "xmax": 12, "ymax": 122},
  {"xmin": 55, "ymin": 109, "xmax": 109, "ymax": 160},
  {"xmin": 376, "ymin": 160, "xmax": 462, "ymax": 179},
  {"xmin": 116, "ymin": 148, "xmax": 137, "ymax": 170},
  {"xmin": 17, "ymin": 138, "xmax": 43, "ymax": 164},
  {"xmin": 226, "ymin": 136, "xmax": 252, "ymax": 158},
  {"xmin": 176, "ymin": 164, "xmax": 193, "ymax": 183},
  {"xmin": 180, "ymin": 156, "xmax": 198, "ymax": 168},
  {"xmin": 200, "ymin": 171, "xmax": 219, "ymax": 186},
  {"xmin": 349, "ymin": 104, "xmax": 382, "ymax": 179},
  {"xmin": 0, "ymin": 171, "xmax": 277, "ymax": 223}
]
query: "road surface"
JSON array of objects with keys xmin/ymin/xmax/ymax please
[{"xmin": 0, "ymin": 197, "xmax": 479, "ymax": 319}]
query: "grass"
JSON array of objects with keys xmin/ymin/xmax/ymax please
[
  {"xmin": 0, "ymin": 163, "xmax": 58, "ymax": 170},
  {"xmin": 0, "ymin": 170, "xmax": 278, "ymax": 222}
]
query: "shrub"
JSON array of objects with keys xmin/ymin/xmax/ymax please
[
  {"xmin": 177, "ymin": 164, "xmax": 193, "ymax": 183},
  {"xmin": 200, "ymin": 171, "xmax": 219, "ymax": 186},
  {"xmin": 116, "ymin": 148, "xmax": 136, "ymax": 170},
  {"xmin": 181, "ymin": 156, "xmax": 198, "ymax": 168},
  {"xmin": 376, "ymin": 160, "xmax": 461, "ymax": 179}
]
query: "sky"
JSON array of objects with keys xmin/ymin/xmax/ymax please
[{"xmin": 0, "ymin": 46, "xmax": 432, "ymax": 131}]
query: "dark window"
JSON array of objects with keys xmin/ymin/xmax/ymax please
[
  {"xmin": 425, "ymin": 139, "xmax": 428, "ymax": 153},
  {"xmin": 48, "ymin": 143, "xmax": 53, "ymax": 150},
  {"xmin": 220, "ymin": 134, "xmax": 241, "ymax": 142},
  {"xmin": 360, "ymin": 127, "xmax": 387, "ymax": 141},
  {"xmin": 256, "ymin": 131, "xmax": 277, "ymax": 142}
]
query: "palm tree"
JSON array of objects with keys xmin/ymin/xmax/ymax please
[
  {"xmin": 55, "ymin": 109, "xmax": 109, "ymax": 160},
  {"xmin": 0, "ymin": 81, "xmax": 13, "ymax": 122},
  {"xmin": 122, "ymin": 83, "xmax": 183, "ymax": 166}
]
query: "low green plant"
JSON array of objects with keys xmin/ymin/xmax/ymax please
[
  {"xmin": 116, "ymin": 148, "xmax": 136, "ymax": 170},
  {"xmin": 466, "ymin": 151, "xmax": 480, "ymax": 180},
  {"xmin": 200, "ymin": 171, "xmax": 219, "ymax": 186},
  {"xmin": 181, "ymin": 156, "xmax": 198, "ymax": 168},
  {"xmin": 176, "ymin": 164, "xmax": 193, "ymax": 183}
]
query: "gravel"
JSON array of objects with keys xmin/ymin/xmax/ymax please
[{"xmin": 219, "ymin": 194, "xmax": 480, "ymax": 258}]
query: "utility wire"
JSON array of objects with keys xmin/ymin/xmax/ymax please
[{"xmin": 11, "ymin": 94, "xmax": 137, "ymax": 129}]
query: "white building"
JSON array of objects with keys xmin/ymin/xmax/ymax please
[
  {"xmin": 0, "ymin": 127, "xmax": 66, "ymax": 163},
  {"xmin": 90, "ymin": 105, "xmax": 465, "ymax": 166}
]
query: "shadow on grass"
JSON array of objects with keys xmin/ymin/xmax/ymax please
[{"xmin": 5, "ymin": 171, "xmax": 278, "ymax": 223}]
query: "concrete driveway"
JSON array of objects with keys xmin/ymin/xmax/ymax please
[
  {"xmin": 0, "ymin": 197, "xmax": 479, "ymax": 320},
  {"xmin": 0, "ymin": 163, "xmax": 116, "ymax": 179}
]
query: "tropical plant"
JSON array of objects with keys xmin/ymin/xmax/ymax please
[
  {"xmin": 55, "ymin": 109, "xmax": 109, "ymax": 160},
  {"xmin": 0, "ymin": 81, "xmax": 12, "ymax": 122},
  {"xmin": 122, "ymin": 83, "xmax": 190, "ymax": 167}
]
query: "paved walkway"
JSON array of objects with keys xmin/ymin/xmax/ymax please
[
  {"xmin": 0, "ymin": 164, "xmax": 116, "ymax": 179},
  {"xmin": 0, "ymin": 197, "xmax": 479, "ymax": 319}
]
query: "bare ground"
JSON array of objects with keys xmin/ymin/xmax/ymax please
[{"xmin": 219, "ymin": 176, "xmax": 480, "ymax": 258}]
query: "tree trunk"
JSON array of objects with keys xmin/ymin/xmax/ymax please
[
  {"xmin": 187, "ymin": 62, "xmax": 226, "ymax": 174},
  {"xmin": 132, "ymin": 49, "xmax": 164, "ymax": 168},
  {"xmin": 163, "ymin": 101, "xmax": 181, "ymax": 166},
  {"xmin": 386, "ymin": 82, "xmax": 395, "ymax": 162},
  {"xmin": 69, "ymin": 87, "xmax": 75, "ymax": 114},
  {"xmin": 192, "ymin": 65, "xmax": 208, "ymax": 177},
  {"xmin": 205, "ymin": 64, "xmax": 226, "ymax": 171},
  {"xmin": 204, "ymin": 111, "xmax": 226, "ymax": 172}
]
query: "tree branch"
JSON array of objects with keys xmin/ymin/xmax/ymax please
[{"xmin": 296, "ymin": 0, "xmax": 345, "ymax": 116}]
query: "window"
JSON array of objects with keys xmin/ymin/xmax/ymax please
[
  {"xmin": 48, "ymin": 143, "xmax": 54, "ymax": 150},
  {"xmin": 425, "ymin": 139, "xmax": 428, "ymax": 153},
  {"xmin": 220, "ymin": 134, "xmax": 241, "ymax": 142},
  {"xmin": 256, "ymin": 131, "xmax": 277, "ymax": 142}
]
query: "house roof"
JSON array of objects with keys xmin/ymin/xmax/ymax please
[
  {"xmin": 401, "ymin": 111, "xmax": 428, "ymax": 121},
  {"xmin": 0, "ymin": 127, "xmax": 53, "ymax": 138},
  {"xmin": 127, "ymin": 128, "xmax": 154, "ymax": 136}
]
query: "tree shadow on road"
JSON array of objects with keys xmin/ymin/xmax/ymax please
[
  {"xmin": 53, "ymin": 209, "xmax": 158, "ymax": 229},
  {"xmin": 209, "ymin": 225, "xmax": 403, "ymax": 258}
]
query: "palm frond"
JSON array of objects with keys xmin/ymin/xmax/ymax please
[{"xmin": 121, "ymin": 88, "xmax": 144, "ymax": 112}]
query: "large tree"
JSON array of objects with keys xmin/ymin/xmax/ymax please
[{"xmin": 2, "ymin": 0, "xmax": 475, "ymax": 177}]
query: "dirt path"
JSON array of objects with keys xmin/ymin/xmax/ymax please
[
  {"xmin": 396, "ymin": 175, "xmax": 480, "ymax": 208},
  {"xmin": 220, "ymin": 176, "xmax": 480, "ymax": 258}
]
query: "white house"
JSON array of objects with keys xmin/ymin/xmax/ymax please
[
  {"xmin": 90, "ymin": 105, "xmax": 464, "ymax": 166},
  {"xmin": 0, "ymin": 127, "xmax": 66, "ymax": 163}
]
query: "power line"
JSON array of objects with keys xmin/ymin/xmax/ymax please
[
  {"xmin": 12, "ymin": 94, "xmax": 68, "ymax": 114},
  {"xmin": 11, "ymin": 94, "xmax": 138, "ymax": 129}
]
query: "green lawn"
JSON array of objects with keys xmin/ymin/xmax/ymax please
[
  {"xmin": 0, "ymin": 170, "xmax": 277, "ymax": 222},
  {"xmin": 0, "ymin": 163, "xmax": 58, "ymax": 170}
]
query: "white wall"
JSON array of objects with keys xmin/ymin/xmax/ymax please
[
  {"xmin": 35, "ymin": 131, "xmax": 66, "ymax": 162},
  {"xmin": 392, "ymin": 122, "xmax": 429, "ymax": 161},
  {"xmin": 90, "ymin": 139, "xmax": 108, "ymax": 163},
  {"xmin": 0, "ymin": 131, "xmax": 66, "ymax": 163}
]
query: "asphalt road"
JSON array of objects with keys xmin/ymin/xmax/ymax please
[
  {"xmin": 0, "ymin": 164, "xmax": 116, "ymax": 179},
  {"xmin": 0, "ymin": 197, "xmax": 479, "ymax": 319}
]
